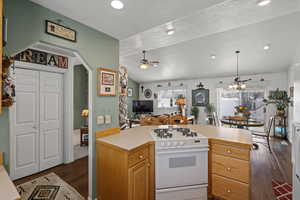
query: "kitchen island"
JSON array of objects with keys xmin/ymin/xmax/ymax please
[{"xmin": 96, "ymin": 125, "xmax": 252, "ymax": 200}]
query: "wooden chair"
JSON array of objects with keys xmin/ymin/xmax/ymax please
[
  {"xmin": 169, "ymin": 115, "xmax": 188, "ymax": 125},
  {"xmin": 251, "ymin": 116, "xmax": 274, "ymax": 152},
  {"xmin": 96, "ymin": 128, "xmax": 120, "ymax": 139}
]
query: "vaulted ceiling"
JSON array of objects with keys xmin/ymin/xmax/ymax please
[{"xmin": 31, "ymin": 0, "xmax": 300, "ymax": 83}]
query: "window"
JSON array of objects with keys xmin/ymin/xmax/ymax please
[
  {"xmin": 158, "ymin": 88, "xmax": 186, "ymax": 108},
  {"xmin": 219, "ymin": 89, "xmax": 265, "ymax": 121}
]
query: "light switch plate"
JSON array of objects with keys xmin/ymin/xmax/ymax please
[
  {"xmin": 97, "ymin": 116, "xmax": 104, "ymax": 125},
  {"xmin": 105, "ymin": 115, "xmax": 111, "ymax": 124}
]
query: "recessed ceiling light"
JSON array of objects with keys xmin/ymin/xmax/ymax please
[
  {"xmin": 166, "ymin": 28, "xmax": 175, "ymax": 36},
  {"xmin": 257, "ymin": 0, "xmax": 271, "ymax": 7},
  {"xmin": 111, "ymin": 0, "xmax": 124, "ymax": 10},
  {"xmin": 264, "ymin": 45, "xmax": 271, "ymax": 50},
  {"xmin": 211, "ymin": 55, "xmax": 216, "ymax": 59}
]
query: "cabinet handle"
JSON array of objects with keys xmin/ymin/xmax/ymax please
[
  {"xmin": 227, "ymin": 189, "xmax": 231, "ymax": 193},
  {"xmin": 226, "ymin": 167, "xmax": 231, "ymax": 172},
  {"xmin": 139, "ymin": 155, "xmax": 144, "ymax": 159},
  {"xmin": 226, "ymin": 149, "xmax": 231, "ymax": 154},
  {"xmin": 297, "ymin": 174, "xmax": 300, "ymax": 181}
]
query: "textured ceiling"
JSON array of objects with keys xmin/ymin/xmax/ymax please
[
  {"xmin": 120, "ymin": 0, "xmax": 300, "ymax": 56},
  {"xmin": 30, "ymin": 0, "xmax": 225, "ymax": 39},
  {"xmin": 121, "ymin": 12, "xmax": 300, "ymax": 83},
  {"xmin": 30, "ymin": 0, "xmax": 300, "ymax": 83}
]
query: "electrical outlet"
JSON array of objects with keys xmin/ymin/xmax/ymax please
[
  {"xmin": 97, "ymin": 116, "xmax": 104, "ymax": 125},
  {"xmin": 105, "ymin": 115, "xmax": 111, "ymax": 124}
]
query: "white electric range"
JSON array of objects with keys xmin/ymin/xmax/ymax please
[{"xmin": 151, "ymin": 126, "xmax": 209, "ymax": 200}]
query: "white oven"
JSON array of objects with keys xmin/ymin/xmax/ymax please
[{"xmin": 156, "ymin": 148, "xmax": 208, "ymax": 189}]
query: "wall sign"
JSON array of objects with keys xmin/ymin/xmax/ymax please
[
  {"xmin": 14, "ymin": 49, "xmax": 68, "ymax": 69},
  {"xmin": 46, "ymin": 20, "xmax": 77, "ymax": 42}
]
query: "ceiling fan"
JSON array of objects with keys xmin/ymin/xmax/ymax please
[
  {"xmin": 139, "ymin": 50, "xmax": 160, "ymax": 69},
  {"xmin": 229, "ymin": 51, "xmax": 252, "ymax": 90}
]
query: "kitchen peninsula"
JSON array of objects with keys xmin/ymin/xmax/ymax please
[{"xmin": 96, "ymin": 125, "xmax": 252, "ymax": 200}]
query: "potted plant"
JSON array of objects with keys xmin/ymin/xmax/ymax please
[
  {"xmin": 191, "ymin": 106, "xmax": 199, "ymax": 124},
  {"xmin": 204, "ymin": 103, "xmax": 215, "ymax": 125},
  {"xmin": 263, "ymin": 89, "xmax": 291, "ymax": 116}
]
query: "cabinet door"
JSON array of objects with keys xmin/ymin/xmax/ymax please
[{"xmin": 129, "ymin": 160, "xmax": 149, "ymax": 200}]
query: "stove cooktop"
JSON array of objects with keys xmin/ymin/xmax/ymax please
[{"xmin": 151, "ymin": 126, "xmax": 205, "ymax": 140}]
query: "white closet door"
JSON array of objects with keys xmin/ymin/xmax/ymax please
[
  {"xmin": 39, "ymin": 71, "xmax": 63, "ymax": 171},
  {"xmin": 12, "ymin": 68, "xmax": 40, "ymax": 179}
]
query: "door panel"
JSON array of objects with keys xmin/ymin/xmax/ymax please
[
  {"xmin": 12, "ymin": 68, "xmax": 39, "ymax": 179},
  {"xmin": 39, "ymin": 71, "xmax": 63, "ymax": 171},
  {"xmin": 129, "ymin": 160, "xmax": 149, "ymax": 200}
]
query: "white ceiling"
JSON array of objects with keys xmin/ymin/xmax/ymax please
[
  {"xmin": 30, "ymin": 0, "xmax": 300, "ymax": 83},
  {"xmin": 30, "ymin": 0, "xmax": 226, "ymax": 39}
]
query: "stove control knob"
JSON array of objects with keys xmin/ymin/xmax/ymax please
[{"xmin": 179, "ymin": 141, "xmax": 185, "ymax": 146}]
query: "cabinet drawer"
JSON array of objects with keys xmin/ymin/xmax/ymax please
[
  {"xmin": 211, "ymin": 143, "xmax": 250, "ymax": 161},
  {"xmin": 129, "ymin": 147, "xmax": 149, "ymax": 167},
  {"xmin": 212, "ymin": 154, "xmax": 249, "ymax": 183},
  {"xmin": 212, "ymin": 174, "xmax": 249, "ymax": 200}
]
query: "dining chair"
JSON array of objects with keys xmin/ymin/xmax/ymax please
[
  {"xmin": 212, "ymin": 112, "xmax": 221, "ymax": 127},
  {"xmin": 251, "ymin": 116, "xmax": 274, "ymax": 152}
]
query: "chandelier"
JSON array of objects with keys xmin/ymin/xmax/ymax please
[{"xmin": 229, "ymin": 51, "xmax": 251, "ymax": 90}]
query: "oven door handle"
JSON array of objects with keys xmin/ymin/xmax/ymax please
[
  {"xmin": 157, "ymin": 184, "xmax": 208, "ymax": 193},
  {"xmin": 156, "ymin": 148, "xmax": 209, "ymax": 155}
]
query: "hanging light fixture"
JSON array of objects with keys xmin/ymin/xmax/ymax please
[{"xmin": 229, "ymin": 51, "xmax": 251, "ymax": 90}]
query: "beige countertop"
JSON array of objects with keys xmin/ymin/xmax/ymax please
[{"xmin": 97, "ymin": 125, "xmax": 253, "ymax": 151}]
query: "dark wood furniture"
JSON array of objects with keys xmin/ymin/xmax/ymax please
[
  {"xmin": 129, "ymin": 118, "xmax": 140, "ymax": 128},
  {"xmin": 80, "ymin": 127, "xmax": 89, "ymax": 146},
  {"xmin": 221, "ymin": 117, "xmax": 264, "ymax": 129}
]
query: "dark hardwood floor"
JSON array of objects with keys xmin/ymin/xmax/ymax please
[
  {"xmin": 14, "ymin": 157, "xmax": 89, "ymax": 199},
  {"xmin": 13, "ymin": 138, "xmax": 292, "ymax": 200},
  {"xmin": 251, "ymin": 138, "xmax": 292, "ymax": 200}
]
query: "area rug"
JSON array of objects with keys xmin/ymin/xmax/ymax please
[
  {"xmin": 16, "ymin": 172, "xmax": 85, "ymax": 200},
  {"xmin": 272, "ymin": 180, "xmax": 293, "ymax": 200}
]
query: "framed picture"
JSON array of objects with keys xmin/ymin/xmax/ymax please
[
  {"xmin": 45, "ymin": 20, "xmax": 77, "ymax": 42},
  {"xmin": 127, "ymin": 88, "xmax": 133, "ymax": 97},
  {"xmin": 97, "ymin": 68, "xmax": 118, "ymax": 96},
  {"xmin": 192, "ymin": 89, "xmax": 209, "ymax": 106}
]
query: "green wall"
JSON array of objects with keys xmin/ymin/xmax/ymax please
[
  {"xmin": 0, "ymin": 0, "xmax": 119, "ymax": 197},
  {"xmin": 127, "ymin": 79, "xmax": 139, "ymax": 118},
  {"xmin": 74, "ymin": 65, "xmax": 88, "ymax": 129}
]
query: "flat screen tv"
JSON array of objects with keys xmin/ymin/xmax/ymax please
[{"xmin": 133, "ymin": 100, "xmax": 153, "ymax": 113}]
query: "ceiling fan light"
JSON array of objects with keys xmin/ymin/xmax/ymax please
[
  {"xmin": 139, "ymin": 64, "xmax": 149, "ymax": 70},
  {"xmin": 257, "ymin": 0, "xmax": 271, "ymax": 7}
]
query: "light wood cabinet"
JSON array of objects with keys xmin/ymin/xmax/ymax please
[
  {"xmin": 96, "ymin": 141, "xmax": 155, "ymax": 200},
  {"xmin": 209, "ymin": 140, "xmax": 251, "ymax": 200},
  {"xmin": 129, "ymin": 159, "xmax": 149, "ymax": 200}
]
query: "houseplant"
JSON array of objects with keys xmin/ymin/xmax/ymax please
[
  {"xmin": 204, "ymin": 103, "xmax": 215, "ymax": 125},
  {"xmin": 191, "ymin": 106, "xmax": 199, "ymax": 124},
  {"xmin": 263, "ymin": 89, "xmax": 291, "ymax": 116}
]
